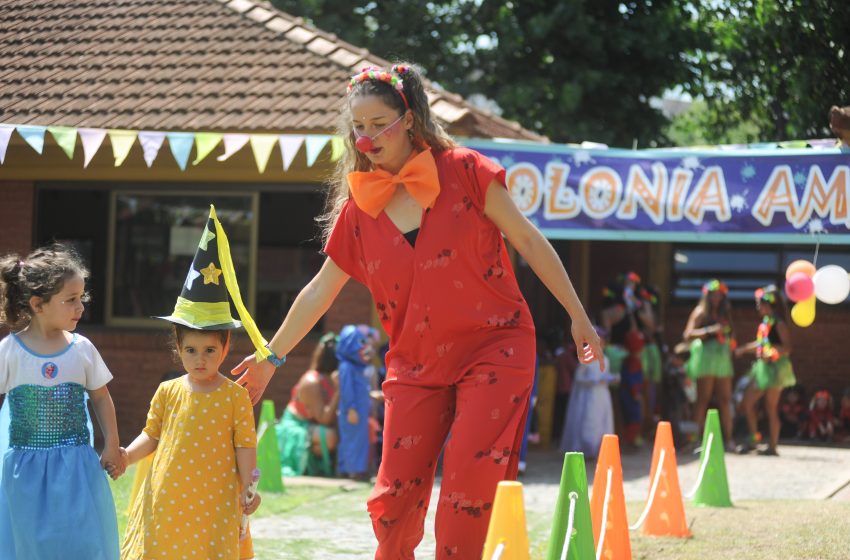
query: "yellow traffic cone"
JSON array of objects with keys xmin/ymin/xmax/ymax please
[{"xmin": 482, "ymin": 481, "xmax": 531, "ymax": 560}]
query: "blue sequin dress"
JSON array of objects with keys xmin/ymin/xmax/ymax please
[{"xmin": 0, "ymin": 333, "xmax": 119, "ymax": 560}]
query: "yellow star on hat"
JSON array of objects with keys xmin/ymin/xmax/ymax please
[{"xmin": 200, "ymin": 262, "xmax": 222, "ymax": 285}]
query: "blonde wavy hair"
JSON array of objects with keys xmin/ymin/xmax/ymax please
[{"xmin": 317, "ymin": 62, "xmax": 458, "ymax": 246}]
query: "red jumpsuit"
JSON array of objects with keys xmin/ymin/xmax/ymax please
[{"xmin": 325, "ymin": 148, "xmax": 536, "ymax": 559}]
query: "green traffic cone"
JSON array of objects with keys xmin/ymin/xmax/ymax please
[
  {"xmin": 545, "ymin": 452, "xmax": 594, "ymax": 560},
  {"xmin": 692, "ymin": 408, "xmax": 732, "ymax": 507},
  {"xmin": 256, "ymin": 399, "xmax": 285, "ymax": 493}
]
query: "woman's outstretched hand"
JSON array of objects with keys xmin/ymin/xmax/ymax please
[
  {"xmin": 571, "ymin": 318, "xmax": 605, "ymax": 371},
  {"xmin": 231, "ymin": 355, "xmax": 277, "ymax": 405}
]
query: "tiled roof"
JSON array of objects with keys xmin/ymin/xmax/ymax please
[{"xmin": 0, "ymin": 0, "xmax": 545, "ymax": 141}]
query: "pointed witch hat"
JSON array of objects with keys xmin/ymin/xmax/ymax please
[{"xmin": 157, "ymin": 205, "xmax": 271, "ymax": 361}]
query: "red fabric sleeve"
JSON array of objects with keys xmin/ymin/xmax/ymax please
[
  {"xmin": 452, "ymin": 147, "xmax": 507, "ymax": 210},
  {"xmin": 323, "ymin": 199, "xmax": 367, "ymax": 285}
]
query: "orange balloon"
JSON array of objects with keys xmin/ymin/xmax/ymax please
[{"xmin": 786, "ymin": 259, "xmax": 816, "ymax": 280}]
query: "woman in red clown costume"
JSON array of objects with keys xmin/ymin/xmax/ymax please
[{"xmin": 231, "ymin": 62, "xmax": 603, "ymax": 559}]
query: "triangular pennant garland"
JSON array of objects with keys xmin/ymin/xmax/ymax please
[
  {"xmin": 17, "ymin": 125, "xmax": 47, "ymax": 155},
  {"xmin": 304, "ymin": 135, "xmax": 331, "ymax": 167},
  {"xmin": 330, "ymin": 135, "xmax": 345, "ymax": 162},
  {"xmin": 193, "ymin": 133, "xmax": 223, "ymax": 165},
  {"xmin": 0, "ymin": 125, "xmax": 13, "ymax": 164},
  {"xmin": 0, "ymin": 122, "xmax": 353, "ymax": 173},
  {"xmin": 278, "ymin": 134, "xmax": 305, "ymax": 172},
  {"xmin": 250, "ymin": 134, "xmax": 278, "ymax": 174},
  {"xmin": 166, "ymin": 132, "xmax": 195, "ymax": 171},
  {"xmin": 217, "ymin": 134, "xmax": 250, "ymax": 162},
  {"xmin": 78, "ymin": 128, "xmax": 107, "ymax": 168},
  {"xmin": 47, "ymin": 126, "xmax": 78, "ymax": 160},
  {"xmin": 108, "ymin": 129, "xmax": 138, "ymax": 167},
  {"xmin": 138, "ymin": 131, "xmax": 166, "ymax": 168}
]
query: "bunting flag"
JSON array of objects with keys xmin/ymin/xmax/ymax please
[
  {"xmin": 47, "ymin": 126, "xmax": 78, "ymax": 160},
  {"xmin": 305, "ymin": 135, "xmax": 331, "ymax": 167},
  {"xmin": 330, "ymin": 135, "xmax": 345, "ymax": 162},
  {"xmin": 249, "ymin": 134, "xmax": 278, "ymax": 174},
  {"xmin": 138, "ymin": 131, "xmax": 166, "ymax": 168},
  {"xmin": 278, "ymin": 134, "xmax": 305, "ymax": 172},
  {"xmin": 0, "ymin": 124, "xmax": 13, "ymax": 164},
  {"xmin": 193, "ymin": 132, "xmax": 223, "ymax": 165},
  {"xmin": 217, "ymin": 133, "xmax": 250, "ymax": 162},
  {"xmin": 167, "ymin": 132, "xmax": 195, "ymax": 171},
  {"xmin": 17, "ymin": 125, "xmax": 46, "ymax": 154},
  {"xmin": 78, "ymin": 128, "xmax": 107, "ymax": 168},
  {"xmin": 108, "ymin": 129, "xmax": 138, "ymax": 167}
]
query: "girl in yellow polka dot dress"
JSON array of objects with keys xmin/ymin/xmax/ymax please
[{"xmin": 120, "ymin": 325, "xmax": 260, "ymax": 559}]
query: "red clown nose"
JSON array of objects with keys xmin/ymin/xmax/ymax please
[{"xmin": 355, "ymin": 135, "xmax": 374, "ymax": 153}]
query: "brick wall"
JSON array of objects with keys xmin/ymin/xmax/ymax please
[{"xmin": 0, "ymin": 181, "xmax": 35, "ymax": 256}]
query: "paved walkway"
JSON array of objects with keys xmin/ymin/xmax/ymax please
[
  {"xmin": 521, "ymin": 442, "xmax": 850, "ymax": 511},
  {"xmin": 251, "ymin": 443, "xmax": 850, "ymax": 558}
]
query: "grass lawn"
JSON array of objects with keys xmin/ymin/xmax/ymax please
[{"xmin": 111, "ymin": 468, "xmax": 850, "ymax": 559}]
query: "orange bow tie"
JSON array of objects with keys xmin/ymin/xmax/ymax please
[{"xmin": 348, "ymin": 149, "xmax": 440, "ymax": 219}]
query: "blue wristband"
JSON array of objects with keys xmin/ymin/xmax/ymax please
[{"xmin": 265, "ymin": 345, "xmax": 286, "ymax": 368}]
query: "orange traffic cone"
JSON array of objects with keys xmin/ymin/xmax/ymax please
[
  {"xmin": 640, "ymin": 422, "xmax": 691, "ymax": 538},
  {"xmin": 590, "ymin": 434, "xmax": 631, "ymax": 560}
]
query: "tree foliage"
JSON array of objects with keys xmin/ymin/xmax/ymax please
[
  {"xmin": 271, "ymin": 0, "xmax": 848, "ymax": 146},
  {"xmin": 692, "ymin": 0, "xmax": 850, "ymax": 142},
  {"xmin": 271, "ymin": 0, "xmax": 700, "ymax": 147}
]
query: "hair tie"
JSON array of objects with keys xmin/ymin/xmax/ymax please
[{"xmin": 391, "ymin": 64, "xmax": 410, "ymax": 77}]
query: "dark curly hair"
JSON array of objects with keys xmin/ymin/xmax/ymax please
[{"xmin": 0, "ymin": 243, "xmax": 89, "ymax": 330}]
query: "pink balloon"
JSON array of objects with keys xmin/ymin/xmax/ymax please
[{"xmin": 785, "ymin": 271, "xmax": 814, "ymax": 302}]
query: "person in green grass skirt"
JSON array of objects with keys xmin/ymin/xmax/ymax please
[
  {"xmin": 735, "ymin": 286, "xmax": 795, "ymax": 456},
  {"xmin": 683, "ymin": 279, "xmax": 737, "ymax": 451}
]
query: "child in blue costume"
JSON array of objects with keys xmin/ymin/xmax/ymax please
[
  {"xmin": 336, "ymin": 324, "xmax": 379, "ymax": 479},
  {"xmin": 0, "ymin": 244, "xmax": 122, "ymax": 560}
]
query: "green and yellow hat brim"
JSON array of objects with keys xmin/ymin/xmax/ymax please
[{"xmin": 156, "ymin": 297, "xmax": 242, "ymax": 330}]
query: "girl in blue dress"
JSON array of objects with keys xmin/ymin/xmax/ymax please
[{"xmin": 0, "ymin": 244, "xmax": 121, "ymax": 560}]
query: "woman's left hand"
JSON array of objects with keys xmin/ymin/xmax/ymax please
[
  {"xmin": 571, "ymin": 318, "xmax": 605, "ymax": 371},
  {"xmin": 242, "ymin": 489, "xmax": 262, "ymax": 515}
]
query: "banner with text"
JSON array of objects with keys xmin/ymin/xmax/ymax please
[{"xmin": 465, "ymin": 140, "xmax": 850, "ymax": 244}]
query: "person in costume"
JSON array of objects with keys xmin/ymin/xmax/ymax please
[
  {"xmin": 119, "ymin": 206, "xmax": 264, "ymax": 559},
  {"xmin": 637, "ymin": 284, "xmax": 663, "ymax": 437},
  {"xmin": 805, "ymin": 389, "xmax": 836, "ymax": 441},
  {"xmin": 0, "ymin": 244, "xmax": 121, "ymax": 560},
  {"xmin": 230, "ymin": 62, "xmax": 603, "ymax": 558},
  {"xmin": 735, "ymin": 286, "xmax": 795, "ymax": 456},
  {"xmin": 560, "ymin": 326, "xmax": 615, "ymax": 459},
  {"xmin": 336, "ymin": 324, "xmax": 380, "ymax": 480},
  {"xmin": 600, "ymin": 272, "xmax": 648, "ymax": 447},
  {"xmin": 683, "ymin": 279, "xmax": 737, "ymax": 450},
  {"xmin": 277, "ymin": 331, "xmax": 341, "ymax": 477}
]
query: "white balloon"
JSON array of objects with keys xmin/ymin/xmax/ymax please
[{"xmin": 813, "ymin": 265, "xmax": 850, "ymax": 304}]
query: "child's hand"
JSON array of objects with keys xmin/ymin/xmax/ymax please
[
  {"xmin": 242, "ymin": 488, "xmax": 261, "ymax": 515},
  {"xmin": 101, "ymin": 445, "xmax": 125, "ymax": 480},
  {"xmin": 347, "ymin": 408, "xmax": 359, "ymax": 424}
]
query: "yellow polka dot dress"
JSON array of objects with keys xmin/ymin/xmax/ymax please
[{"xmin": 122, "ymin": 377, "xmax": 257, "ymax": 560}]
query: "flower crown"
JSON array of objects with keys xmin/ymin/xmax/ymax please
[
  {"xmin": 347, "ymin": 65, "xmax": 411, "ymax": 109},
  {"xmin": 755, "ymin": 287, "xmax": 777, "ymax": 304},
  {"xmin": 702, "ymin": 279, "xmax": 729, "ymax": 295}
]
